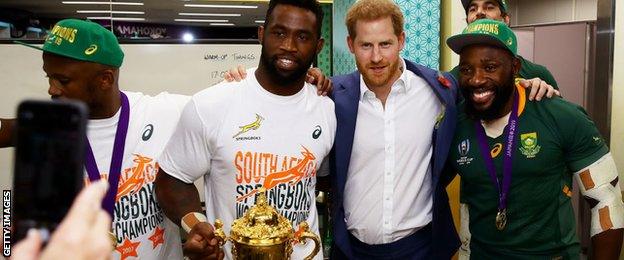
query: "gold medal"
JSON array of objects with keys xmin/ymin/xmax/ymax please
[
  {"xmin": 495, "ymin": 209, "xmax": 507, "ymax": 231},
  {"xmin": 109, "ymin": 231, "xmax": 118, "ymax": 248}
]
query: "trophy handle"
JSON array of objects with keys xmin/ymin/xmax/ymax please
[
  {"xmin": 213, "ymin": 219, "xmax": 228, "ymax": 246},
  {"xmin": 293, "ymin": 222, "xmax": 321, "ymax": 260}
]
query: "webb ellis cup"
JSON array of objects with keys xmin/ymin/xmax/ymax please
[{"xmin": 214, "ymin": 188, "xmax": 321, "ymax": 259}]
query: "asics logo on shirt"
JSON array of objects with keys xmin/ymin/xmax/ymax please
[
  {"xmin": 312, "ymin": 125, "xmax": 322, "ymax": 139},
  {"xmin": 491, "ymin": 143, "xmax": 503, "ymax": 158},
  {"xmin": 142, "ymin": 124, "xmax": 154, "ymax": 141},
  {"xmin": 233, "ymin": 114, "xmax": 264, "ymax": 139}
]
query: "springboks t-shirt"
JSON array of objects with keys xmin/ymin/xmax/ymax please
[
  {"xmin": 87, "ymin": 91, "xmax": 188, "ymax": 260},
  {"xmin": 159, "ymin": 68, "xmax": 336, "ymax": 260}
]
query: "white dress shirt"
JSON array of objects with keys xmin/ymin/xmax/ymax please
[{"xmin": 343, "ymin": 59, "xmax": 443, "ymax": 244}]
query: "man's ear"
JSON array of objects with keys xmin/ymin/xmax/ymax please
[
  {"xmin": 398, "ymin": 31, "xmax": 406, "ymax": 51},
  {"xmin": 316, "ymin": 37, "xmax": 325, "ymax": 55},
  {"xmin": 503, "ymin": 14, "xmax": 510, "ymax": 25},
  {"xmin": 258, "ymin": 26, "xmax": 265, "ymax": 43},
  {"xmin": 512, "ymin": 56, "xmax": 521, "ymax": 76},
  {"xmin": 347, "ymin": 35, "xmax": 355, "ymax": 54},
  {"xmin": 97, "ymin": 69, "xmax": 115, "ymax": 90}
]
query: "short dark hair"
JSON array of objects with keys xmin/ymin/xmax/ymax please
[{"xmin": 264, "ymin": 0, "xmax": 324, "ymax": 38}]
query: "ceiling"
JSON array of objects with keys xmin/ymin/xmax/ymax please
[{"xmin": 0, "ymin": 0, "xmax": 287, "ymax": 28}]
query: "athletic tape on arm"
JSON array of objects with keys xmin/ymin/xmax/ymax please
[{"xmin": 574, "ymin": 153, "xmax": 624, "ymax": 236}]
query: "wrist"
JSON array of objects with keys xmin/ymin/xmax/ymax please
[{"xmin": 181, "ymin": 212, "xmax": 207, "ymax": 233}]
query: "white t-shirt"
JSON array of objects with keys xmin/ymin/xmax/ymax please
[
  {"xmin": 159, "ymin": 68, "xmax": 336, "ymax": 260},
  {"xmin": 86, "ymin": 91, "xmax": 189, "ymax": 260}
]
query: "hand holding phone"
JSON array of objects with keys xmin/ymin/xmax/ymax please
[{"xmin": 11, "ymin": 180, "xmax": 112, "ymax": 260}]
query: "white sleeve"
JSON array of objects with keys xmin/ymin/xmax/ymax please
[
  {"xmin": 153, "ymin": 92, "xmax": 191, "ymax": 113},
  {"xmin": 158, "ymin": 98, "xmax": 212, "ymax": 183}
]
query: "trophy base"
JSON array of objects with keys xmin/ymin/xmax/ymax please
[{"xmin": 232, "ymin": 242, "xmax": 293, "ymax": 260}]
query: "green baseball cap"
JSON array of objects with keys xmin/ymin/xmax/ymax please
[
  {"xmin": 17, "ymin": 19, "xmax": 124, "ymax": 67},
  {"xmin": 461, "ymin": 0, "xmax": 507, "ymax": 13},
  {"xmin": 446, "ymin": 19, "xmax": 517, "ymax": 56}
]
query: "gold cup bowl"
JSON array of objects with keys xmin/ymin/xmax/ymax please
[{"xmin": 214, "ymin": 188, "xmax": 320, "ymax": 260}]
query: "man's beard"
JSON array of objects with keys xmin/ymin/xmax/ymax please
[
  {"xmin": 259, "ymin": 48, "xmax": 313, "ymax": 85},
  {"xmin": 357, "ymin": 58, "xmax": 400, "ymax": 89},
  {"xmin": 463, "ymin": 73, "xmax": 516, "ymax": 121}
]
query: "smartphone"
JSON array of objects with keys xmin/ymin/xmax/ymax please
[{"xmin": 12, "ymin": 100, "xmax": 88, "ymax": 244}]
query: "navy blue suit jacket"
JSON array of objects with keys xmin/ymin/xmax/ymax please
[{"xmin": 329, "ymin": 59, "xmax": 460, "ymax": 259}]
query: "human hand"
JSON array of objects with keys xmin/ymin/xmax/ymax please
[
  {"xmin": 11, "ymin": 180, "xmax": 112, "ymax": 260},
  {"xmin": 223, "ymin": 65, "xmax": 247, "ymax": 82},
  {"xmin": 520, "ymin": 78, "xmax": 560, "ymax": 101},
  {"xmin": 306, "ymin": 67, "xmax": 332, "ymax": 96},
  {"xmin": 183, "ymin": 222, "xmax": 224, "ymax": 260}
]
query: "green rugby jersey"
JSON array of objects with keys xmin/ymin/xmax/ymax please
[{"xmin": 449, "ymin": 86, "xmax": 608, "ymax": 258}]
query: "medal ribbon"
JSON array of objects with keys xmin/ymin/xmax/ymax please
[
  {"xmin": 473, "ymin": 90, "xmax": 519, "ymax": 213},
  {"xmin": 85, "ymin": 92, "xmax": 130, "ymax": 217}
]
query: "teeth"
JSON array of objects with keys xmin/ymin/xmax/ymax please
[
  {"xmin": 473, "ymin": 90, "xmax": 493, "ymax": 98},
  {"xmin": 278, "ymin": 58, "xmax": 294, "ymax": 66},
  {"xmin": 472, "ymin": 90, "xmax": 494, "ymax": 101}
]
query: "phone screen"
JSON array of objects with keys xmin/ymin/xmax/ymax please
[{"xmin": 12, "ymin": 100, "xmax": 87, "ymax": 243}]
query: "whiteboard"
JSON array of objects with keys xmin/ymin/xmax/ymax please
[{"xmin": 0, "ymin": 43, "xmax": 262, "ymax": 191}]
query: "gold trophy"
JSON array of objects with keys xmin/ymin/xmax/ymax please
[{"xmin": 214, "ymin": 188, "xmax": 320, "ymax": 260}]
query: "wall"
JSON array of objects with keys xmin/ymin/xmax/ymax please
[
  {"xmin": 0, "ymin": 43, "xmax": 262, "ymax": 192},
  {"xmin": 332, "ymin": 0, "xmax": 356, "ymax": 75},
  {"xmin": 317, "ymin": 4, "xmax": 333, "ymax": 76},
  {"xmin": 440, "ymin": 0, "xmax": 466, "ymax": 72},
  {"xmin": 508, "ymin": 0, "xmax": 597, "ymax": 25},
  {"xmin": 332, "ymin": 0, "xmax": 441, "ymax": 75}
]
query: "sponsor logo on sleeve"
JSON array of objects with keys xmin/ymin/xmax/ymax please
[{"xmin": 592, "ymin": 136, "xmax": 602, "ymax": 145}]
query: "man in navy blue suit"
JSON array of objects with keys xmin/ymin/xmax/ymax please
[{"xmin": 329, "ymin": 0, "xmax": 459, "ymax": 258}]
